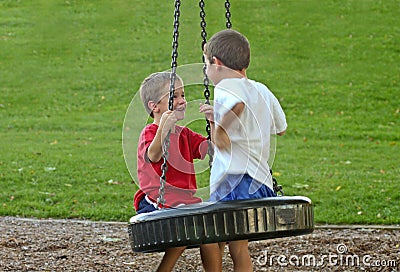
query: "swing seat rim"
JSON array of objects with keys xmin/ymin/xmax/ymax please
[
  {"xmin": 130, "ymin": 195, "xmax": 312, "ymax": 223},
  {"xmin": 128, "ymin": 196, "xmax": 314, "ymax": 253}
]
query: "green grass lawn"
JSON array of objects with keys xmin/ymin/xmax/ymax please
[{"xmin": 1, "ymin": 1, "xmax": 399, "ymax": 224}]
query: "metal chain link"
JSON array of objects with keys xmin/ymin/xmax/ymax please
[
  {"xmin": 225, "ymin": 0, "xmax": 232, "ymax": 29},
  {"xmin": 271, "ymin": 169, "xmax": 284, "ymax": 196},
  {"xmin": 157, "ymin": 0, "xmax": 181, "ymax": 209},
  {"xmin": 199, "ymin": 0, "xmax": 207, "ymax": 51},
  {"xmin": 199, "ymin": 0, "xmax": 214, "ymax": 168},
  {"xmin": 169, "ymin": 0, "xmax": 180, "ymax": 111}
]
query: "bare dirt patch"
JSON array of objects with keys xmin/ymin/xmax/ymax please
[{"xmin": 1, "ymin": 217, "xmax": 398, "ymax": 271}]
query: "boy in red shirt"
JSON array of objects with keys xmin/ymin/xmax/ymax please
[{"xmin": 133, "ymin": 72, "xmax": 220, "ymax": 271}]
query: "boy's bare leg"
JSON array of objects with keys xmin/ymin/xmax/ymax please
[
  {"xmin": 200, "ymin": 243, "xmax": 222, "ymax": 272},
  {"xmin": 156, "ymin": 246, "xmax": 186, "ymax": 272},
  {"xmin": 228, "ymin": 240, "xmax": 252, "ymax": 272},
  {"xmin": 218, "ymin": 242, "xmax": 226, "ymax": 257}
]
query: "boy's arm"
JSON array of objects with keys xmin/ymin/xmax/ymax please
[
  {"xmin": 215, "ymin": 102, "xmax": 245, "ymax": 150},
  {"xmin": 146, "ymin": 127, "xmax": 164, "ymax": 163},
  {"xmin": 277, "ymin": 130, "xmax": 286, "ymax": 136},
  {"xmin": 271, "ymin": 94, "xmax": 287, "ymax": 136},
  {"xmin": 199, "ymin": 103, "xmax": 216, "ymax": 142},
  {"xmin": 147, "ymin": 110, "xmax": 178, "ymax": 162}
]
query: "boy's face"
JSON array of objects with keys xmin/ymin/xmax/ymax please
[{"xmin": 157, "ymin": 81, "xmax": 186, "ymax": 120}]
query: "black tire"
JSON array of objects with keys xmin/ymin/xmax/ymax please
[{"xmin": 128, "ymin": 196, "xmax": 314, "ymax": 253}]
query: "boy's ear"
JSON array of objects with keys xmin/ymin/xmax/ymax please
[
  {"xmin": 148, "ymin": 101, "xmax": 158, "ymax": 114},
  {"xmin": 213, "ymin": 56, "xmax": 224, "ymax": 66}
]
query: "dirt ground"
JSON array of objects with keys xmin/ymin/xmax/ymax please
[{"xmin": 1, "ymin": 216, "xmax": 399, "ymax": 271}]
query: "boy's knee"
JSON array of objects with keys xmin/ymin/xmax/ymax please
[
  {"xmin": 200, "ymin": 243, "xmax": 221, "ymax": 257},
  {"xmin": 175, "ymin": 246, "xmax": 186, "ymax": 254},
  {"xmin": 165, "ymin": 246, "xmax": 186, "ymax": 256},
  {"xmin": 228, "ymin": 240, "xmax": 249, "ymax": 257}
]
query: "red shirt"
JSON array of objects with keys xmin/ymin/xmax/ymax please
[{"xmin": 133, "ymin": 124, "xmax": 208, "ymax": 210}]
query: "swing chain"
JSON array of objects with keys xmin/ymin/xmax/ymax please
[
  {"xmin": 271, "ymin": 170, "xmax": 284, "ymax": 196},
  {"xmin": 157, "ymin": 0, "xmax": 181, "ymax": 209},
  {"xmin": 199, "ymin": 0, "xmax": 207, "ymax": 50},
  {"xmin": 169, "ymin": 0, "xmax": 181, "ymax": 111},
  {"xmin": 199, "ymin": 0, "xmax": 214, "ymax": 168},
  {"xmin": 225, "ymin": 0, "xmax": 232, "ymax": 29},
  {"xmin": 157, "ymin": 133, "xmax": 171, "ymax": 207}
]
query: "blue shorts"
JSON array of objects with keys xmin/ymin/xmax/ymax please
[
  {"xmin": 136, "ymin": 196, "xmax": 157, "ymax": 214},
  {"xmin": 210, "ymin": 173, "xmax": 276, "ymax": 202}
]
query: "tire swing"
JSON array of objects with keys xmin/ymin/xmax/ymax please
[{"xmin": 128, "ymin": 0, "xmax": 314, "ymax": 253}]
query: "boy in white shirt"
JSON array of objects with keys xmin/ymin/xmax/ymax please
[{"xmin": 204, "ymin": 29, "xmax": 287, "ymax": 272}]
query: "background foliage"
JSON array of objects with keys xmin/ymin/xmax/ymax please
[{"xmin": 1, "ymin": 0, "xmax": 399, "ymax": 223}]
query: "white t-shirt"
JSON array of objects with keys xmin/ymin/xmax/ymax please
[{"xmin": 210, "ymin": 78, "xmax": 287, "ymax": 194}]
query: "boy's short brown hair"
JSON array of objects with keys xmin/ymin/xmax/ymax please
[
  {"xmin": 139, "ymin": 72, "xmax": 182, "ymax": 117},
  {"xmin": 204, "ymin": 29, "xmax": 250, "ymax": 71}
]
